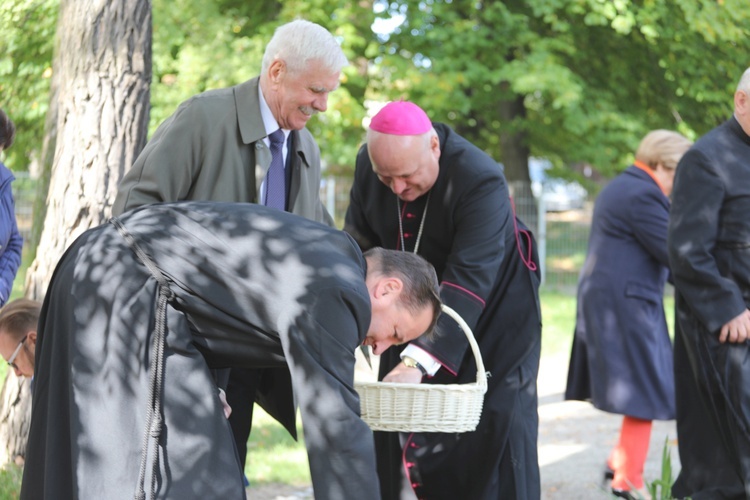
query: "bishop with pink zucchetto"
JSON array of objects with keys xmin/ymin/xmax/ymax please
[
  {"xmin": 344, "ymin": 99, "xmax": 543, "ymax": 499},
  {"xmin": 369, "ymin": 100, "xmax": 433, "ymax": 136}
]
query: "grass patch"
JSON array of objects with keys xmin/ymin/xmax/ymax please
[
  {"xmin": 245, "ymin": 409, "xmax": 310, "ymax": 486},
  {"xmin": 539, "ymin": 288, "xmax": 577, "ymax": 358},
  {"xmin": 544, "ymin": 216, "xmax": 590, "ymax": 288}
]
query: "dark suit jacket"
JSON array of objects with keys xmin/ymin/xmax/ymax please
[
  {"xmin": 669, "ymin": 117, "xmax": 750, "ymax": 499},
  {"xmin": 22, "ymin": 202, "xmax": 378, "ymax": 500}
]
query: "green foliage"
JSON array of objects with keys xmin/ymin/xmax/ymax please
[
  {"xmin": 0, "ymin": 463, "xmax": 22, "ymax": 499},
  {"xmin": 150, "ymin": 0, "xmax": 269, "ymax": 130},
  {"xmin": 0, "ymin": 0, "xmax": 58, "ymax": 172},
  {"xmin": 372, "ymin": 0, "xmax": 750, "ymax": 177},
  {"xmin": 646, "ymin": 437, "xmax": 676, "ymax": 500},
  {"xmin": 3, "ymin": 0, "xmax": 750, "ymax": 187}
]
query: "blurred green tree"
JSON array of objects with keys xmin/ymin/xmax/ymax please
[{"xmin": 370, "ymin": 0, "xmax": 749, "ymax": 181}]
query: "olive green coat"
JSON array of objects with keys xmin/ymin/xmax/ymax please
[{"xmin": 112, "ymin": 77, "xmax": 333, "ymax": 226}]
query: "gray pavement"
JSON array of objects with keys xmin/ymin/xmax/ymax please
[{"xmin": 538, "ymin": 353, "xmax": 679, "ymax": 499}]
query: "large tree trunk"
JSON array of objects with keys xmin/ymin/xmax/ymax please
[
  {"xmin": 498, "ymin": 88, "xmax": 538, "ymax": 234},
  {"xmin": 0, "ymin": 377, "xmax": 31, "ymax": 465},
  {"xmin": 27, "ymin": 44, "xmax": 61, "ymax": 265},
  {"xmin": 0, "ymin": 0, "xmax": 152, "ymax": 465},
  {"xmin": 25, "ymin": 0, "xmax": 152, "ymax": 299}
]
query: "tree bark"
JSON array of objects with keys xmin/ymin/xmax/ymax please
[
  {"xmin": 0, "ymin": 0, "xmax": 152, "ymax": 465},
  {"xmin": 25, "ymin": 0, "xmax": 152, "ymax": 299},
  {"xmin": 27, "ymin": 41, "xmax": 61, "ymax": 266},
  {"xmin": 498, "ymin": 88, "xmax": 538, "ymax": 234},
  {"xmin": 0, "ymin": 376, "xmax": 32, "ymax": 465}
]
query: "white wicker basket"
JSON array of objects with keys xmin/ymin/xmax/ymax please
[{"xmin": 355, "ymin": 305, "xmax": 488, "ymax": 433}]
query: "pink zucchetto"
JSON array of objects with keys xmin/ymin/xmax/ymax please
[{"xmin": 369, "ymin": 100, "xmax": 432, "ymax": 135}]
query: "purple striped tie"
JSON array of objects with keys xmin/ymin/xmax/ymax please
[{"xmin": 265, "ymin": 129, "xmax": 286, "ymax": 210}]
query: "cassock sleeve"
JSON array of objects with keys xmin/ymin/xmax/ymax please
[
  {"xmin": 343, "ymin": 145, "xmax": 382, "ymax": 250},
  {"xmin": 413, "ymin": 173, "xmax": 508, "ymax": 374}
]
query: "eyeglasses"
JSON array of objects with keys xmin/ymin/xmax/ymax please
[{"xmin": 7, "ymin": 335, "xmax": 28, "ymax": 370}]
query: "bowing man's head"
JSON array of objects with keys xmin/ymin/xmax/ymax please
[{"xmin": 362, "ymin": 248, "xmax": 441, "ymax": 356}]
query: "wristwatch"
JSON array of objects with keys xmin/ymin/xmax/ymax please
[{"xmin": 401, "ymin": 355, "xmax": 427, "ymax": 376}]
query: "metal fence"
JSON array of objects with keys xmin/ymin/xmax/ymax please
[
  {"xmin": 10, "ymin": 173, "xmax": 592, "ymax": 291},
  {"xmin": 11, "ymin": 171, "xmax": 35, "ymax": 245}
]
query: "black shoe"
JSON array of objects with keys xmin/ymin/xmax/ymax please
[
  {"xmin": 603, "ymin": 465, "xmax": 614, "ymax": 481},
  {"xmin": 611, "ymin": 489, "xmax": 636, "ymax": 499}
]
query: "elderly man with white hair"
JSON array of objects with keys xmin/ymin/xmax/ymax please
[{"xmin": 113, "ymin": 19, "xmax": 349, "ymax": 478}]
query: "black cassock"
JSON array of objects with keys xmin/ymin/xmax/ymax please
[
  {"xmin": 22, "ymin": 202, "xmax": 379, "ymax": 500},
  {"xmin": 345, "ymin": 123, "xmax": 542, "ymax": 500},
  {"xmin": 669, "ymin": 116, "xmax": 750, "ymax": 500}
]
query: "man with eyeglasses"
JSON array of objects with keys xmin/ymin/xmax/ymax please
[{"xmin": 0, "ymin": 299, "xmax": 40, "ymax": 379}]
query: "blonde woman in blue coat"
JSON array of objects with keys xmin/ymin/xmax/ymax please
[{"xmin": 565, "ymin": 130, "xmax": 692, "ymax": 499}]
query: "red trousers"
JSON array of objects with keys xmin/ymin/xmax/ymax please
[{"xmin": 608, "ymin": 416, "xmax": 652, "ymax": 490}]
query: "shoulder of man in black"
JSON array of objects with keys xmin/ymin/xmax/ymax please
[{"xmin": 432, "ymin": 123, "xmax": 505, "ymax": 182}]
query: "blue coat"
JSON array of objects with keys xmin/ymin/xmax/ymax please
[
  {"xmin": 565, "ymin": 165, "xmax": 675, "ymax": 420},
  {"xmin": 0, "ymin": 162, "xmax": 22, "ymax": 305}
]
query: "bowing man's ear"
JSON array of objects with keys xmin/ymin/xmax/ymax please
[{"xmin": 374, "ymin": 276, "xmax": 404, "ymax": 301}]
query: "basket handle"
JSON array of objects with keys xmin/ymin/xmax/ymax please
[{"xmin": 440, "ymin": 305, "xmax": 488, "ymax": 390}]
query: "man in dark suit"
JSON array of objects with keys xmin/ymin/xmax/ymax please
[
  {"xmin": 21, "ymin": 201, "xmax": 442, "ymax": 500},
  {"xmin": 344, "ymin": 101, "xmax": 542, "ymax": 500},
  {"xmin": 668, "ymin": 66, "xmax": 750, "ymax": 500},
  {"xmin": 112, "ymin": 19, "xmax": 348, "ymax": 475}
]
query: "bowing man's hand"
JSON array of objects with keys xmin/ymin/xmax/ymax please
[
  {"xmin": 218, "ymin": 388, "xmax": 232, "ymax": 418},
  {"xmin": 719, "ymin": 309, "xmax": 750, "ymax": 344},
  {"xmin": 383, "ymin": 362, "xmax": 424, "ymax": 383}
]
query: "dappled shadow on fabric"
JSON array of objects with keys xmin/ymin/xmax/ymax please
[{"xmin": 26, "ymin": 202, "xmax": 369, "ymax": 499}]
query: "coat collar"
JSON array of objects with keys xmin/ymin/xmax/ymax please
[
  {"xmin": 632, "ymin": 160, "xmax": 668, "ymax": 195},
  {"xmin": 234, "ymin": 77, "xmax": 268, "ymax": 145},
  {"xmin": 729, "ymin": 115, "xmax": 750, "ymax": 146},
  {"xmin": 234, "ymin": 77, "xmax": 310, "ymax": 169}
]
